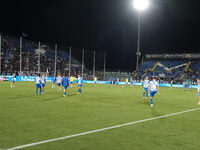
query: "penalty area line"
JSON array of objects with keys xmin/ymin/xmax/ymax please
[{"xmin": 6, "ymin": 107, "xmax": 200, "ymax": 150}]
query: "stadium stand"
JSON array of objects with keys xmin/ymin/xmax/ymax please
[
  {"xmin": 0, "ymin": 35, "xmax": 84, "ymax": 77},
  {"xmin": 137, "ymin": 54, "xmax": 200, "ymax": 83}
]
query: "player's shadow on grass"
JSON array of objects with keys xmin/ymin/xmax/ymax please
[
  {"xmin": 42, "ymin": 93, "xmax": 79, "ymax": 101},
  {"xmin": 7, "ymin": 95, "xmax": 34, "ymax": 100},
  {"xmin": 66, "ymin": 93, "xmax": 79, "ymax": 97},
  {"xmin": 150, "ymin": 107, "xmax": 163, "ymax": 117},
  {"xmin": 137, "ymin": 99, "xmax": 164, "ymax": 117}
]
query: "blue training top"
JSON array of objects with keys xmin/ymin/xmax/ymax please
[{"xmin": 62, "ymin": 77, "xmax": 69, "ymax": 87}]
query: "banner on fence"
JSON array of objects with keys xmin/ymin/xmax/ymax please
[{"xmin": 2, "ymin": 75, "xmax": 198, "ymax": 89}]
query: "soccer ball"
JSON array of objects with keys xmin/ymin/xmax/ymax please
[{"xmin": 197, "ymin": 102, "xmax": 200, "ymax": 106}]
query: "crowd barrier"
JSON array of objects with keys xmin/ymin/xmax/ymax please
[{"xmin": 1, "ymin": 75, "xmax": 198, "ymax": 89}]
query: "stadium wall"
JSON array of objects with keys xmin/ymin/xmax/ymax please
[{"xmin": 2, "ymin": 76, "xmax": 198, "ymax": 89}]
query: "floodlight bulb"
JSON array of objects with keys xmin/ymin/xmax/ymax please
[{"xmin": 133, "ymin": 0, "xmax": 149, "ymax": 11}]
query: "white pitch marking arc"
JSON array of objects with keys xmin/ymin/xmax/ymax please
[{"xmin": 6, "ymin": 107, "xmax": 200, "ymax": 150}]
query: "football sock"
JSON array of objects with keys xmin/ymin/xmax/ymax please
[{"xmin": 150, "ymin": 98, "xmax": 153, "ymax": 104}]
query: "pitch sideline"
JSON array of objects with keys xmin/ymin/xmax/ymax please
[{"xmin": 6, "ymin": 107, "xmax": 200, "ymax": 150}]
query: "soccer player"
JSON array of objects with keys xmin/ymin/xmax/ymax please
[
  {"xmin": 11, "ymin": 73, "xmax": 15, "ymax": 88},
  {"xmin": 52, "ymin": 75, "xmax": 56, "ymax": 88},
  {"xmin": 62, "ymin": 74, "xmax": 69, "ymax": 97},
  {"xmin": 110, "ymin": 77, "xmax": 113, "ymax": 87},
  {"xmin": 77, "ymin": 74, "xmax": 83, "ymax": 94},
  {"xmin": 149, "ymin": 76, "xmax": 159, "ymax": 107},
  {"xmin": 197, "ymin": 79, "xmax": 200, "ymax": 105},
  {"xmin": 130, "ymin": 77, "xmax": 133, "ymax": 87},
  {"xmin": 143, "ymin": 76, "xmax": 150, "ymax": 100},
  {"xmin": 41, "ymin": 74, "xmax": 46, "ymax": 93},
  {"xmin": 170, "ymin": 80, "xmax": 173, "ymax": 89},
  {"xmin": 117, "ymin": 77, "xmax": 120, "ymax": 86},
  {"xmin": 57, "ymin": 75, "xmax": 62, "ymax": 92},
  {"xmin": 35, "ymin": 74, "xmax": 42, "ymax": 96},
  {"xmin": 187, "ymin": 80, "xmax": 190, "ymax": 90},
  {"xmin": 72, "ymin": 76, "xmax": 75, "ymax": 85},
  {"xmin": 184, "ymin": 80, "xmax": 187, "ymax": 91},
  {"xmin": 70, "ymin": 75, "xmax": 74, "ymax": 87},
  {"xmin": 94, "ymin": 76, "xmax": 97, "ymax": 86},
  {"xmin": 126, "ymin": 78, "xmax": 129, "ymax": 86},
  {"xmin": 25, "ymin": 75, "xmax": 28, "ymax": 82}
]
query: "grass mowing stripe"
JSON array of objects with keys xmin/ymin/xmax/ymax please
[{"xmin": 6, "ymin": 107, "xmax": 200, "ymax": 150}]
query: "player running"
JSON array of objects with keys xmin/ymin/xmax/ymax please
[
  {"xmin": 35, "ymin": 74, "xmax": 42, "ymax": 96},
  {"xmin": 197, "ymin": 79, "xmax": 200, "ymax": 105},
  {"xmin": 62, "ymin": 74, "xmax": 69, "ymax": 97},
  {"xmin": 77, "ymin": 74, "xmax": 83, "ymax": 94},
  {"xmin": 11, "ymin": 73, "xmax": 16, "ymax": 88},
  {"xmin": 143, "ymin": 76, "xmax": 150, "ymax": 100},
  {"xmin": 52, "ymin": 75, "xmax": 56, "ymax": 88},
  {"xmin": 149, "ymin": 76, "xmax": 159, "ymax": 108},
  {"xmin": 41, "ymin": 74, "xmax": 46, "ymax": 93},
  {"xmin": 57, "ymin": 75, "xmax": 62, "ymax": 92}
]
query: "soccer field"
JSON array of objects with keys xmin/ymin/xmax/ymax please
[{"xmin": 0, "ymin": 82, "xmax": 200, "ymax": 150}]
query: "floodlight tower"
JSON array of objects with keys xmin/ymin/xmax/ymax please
[{"xmin": 133, "ymin": 0, "xmax": 149, "ymax": 71}]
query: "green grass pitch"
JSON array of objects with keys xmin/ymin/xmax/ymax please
[{"xmin": 0, "ymin": 81, "xmax": 200, "ymax": 150}]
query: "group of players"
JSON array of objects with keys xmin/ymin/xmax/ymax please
[
  {"xmin": 142, "ymin": 76, "xmax": 200, "ymax": 107},
  {"xmin": 142, "ymin": 76, "xmax": 159, "ymax": 107},
  {"xmin": 10, "ymin": 73, "xmax": 200, "ymax": 107},
  {"xmin": 35, "ymin": 74, "xmax": 82, "ymax": 97}
]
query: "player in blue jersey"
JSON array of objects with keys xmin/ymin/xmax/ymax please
[
  {"xmin": 197, "ymin": 79, "xmax": 200, "ymax": 105},
  {"xmin": 110, "ymin": 77, "xmax": 114, "ymax": 87},
  {"xmin": 56, "ymin": 75, "xmax": 62, "ymax": 92},
  {"xmin": 170, "ymin": 80, "xmax": 173, "ymax": 89},
  {"xmin": 149, "ymin": 76, "xmax": 159, "ymax": 107},
  {"xmin": 62, "ymin": 74, "xmax": 69, "ymax": 97},
  {"xmin": 77, "ymin": 74, "xmax": 83, "ymax": 94},
  {"xmin": 116, "ymin": 78, "xmax": 120, "ymax": 86},
  {"xmin": 35, "ymin": 74, "xmax": 42, "ymax": 96},
  {"xmin": 143, "ymin": 76, "xmax": 150, "ymax": 100},
  {"xmin": 41, "ymin": 74, "xmax": 46, "ymax": 93},
  {"xmin": 52, "ymin": 75, "xmax": 56, "ymax": 88},
  {"xmin": 10, "ymin": 73, "xmax": 16, "ymax": 88}
]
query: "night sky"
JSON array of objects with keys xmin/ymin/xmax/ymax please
[{"xmin": 0, "ymin": 0, "xmax": 200, "ymax": 70}]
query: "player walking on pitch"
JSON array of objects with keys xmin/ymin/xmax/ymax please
[
  {"xmin": 11, "ymin": 73, "xmax": 16, "ymax": 88},
  {"xmin": 149, "ymin": 76, "xmax": 159, "ymax": 107},
  {"xmin": 94, "ymin": 76, "xmax": 97, "ymax": 86},
  {"xmin": 170, "ymin": 80, "xmax": 173, "ymax": 89},
  {"xmin": 70, "ymin": 75, "xmax": 74, "ymax": 88},
  {"xmin": 117, "ymin": 78, "xmax": 119, "ymax": 86},
  {"xmin": 35, "ymin": 74, "xmax": 42, "ymax": 96},
  {"xmin": 126, "ymin": 78, "xmax": 129, "ymax": 87},
  {"xmin": 52, "ymin": 75, "xmax": 56, "ymax": 88},
  {"xmin": 77, "ymin": 74, "xmax": 83, "ymax": 94},
  {"xmin": 57, "ymin": 75, "xmax": 62, "ymax": 92},
  {"xmin": 41, "ymin": 74, "xmax": 46, "ymax": 93},
  {"xmin": 62, "ymin": 74, "xmax": 69, "ymax": 97},
  {"xmin": 143, "ymin": 76, "xmax": 150, "ymax": 100}
]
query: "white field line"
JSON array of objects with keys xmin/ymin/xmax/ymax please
[{"xmin": 6, "ymin": 107, "xmax": 200, "ymax": 150}]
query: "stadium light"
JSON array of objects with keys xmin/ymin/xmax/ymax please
[
  {"xmin": 133, "ymin": 0, "xmax": 149, "ymax": 71},
  {"xmin": 133, "ymin": 0, "xmax": 149, "ymax": 11}
]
